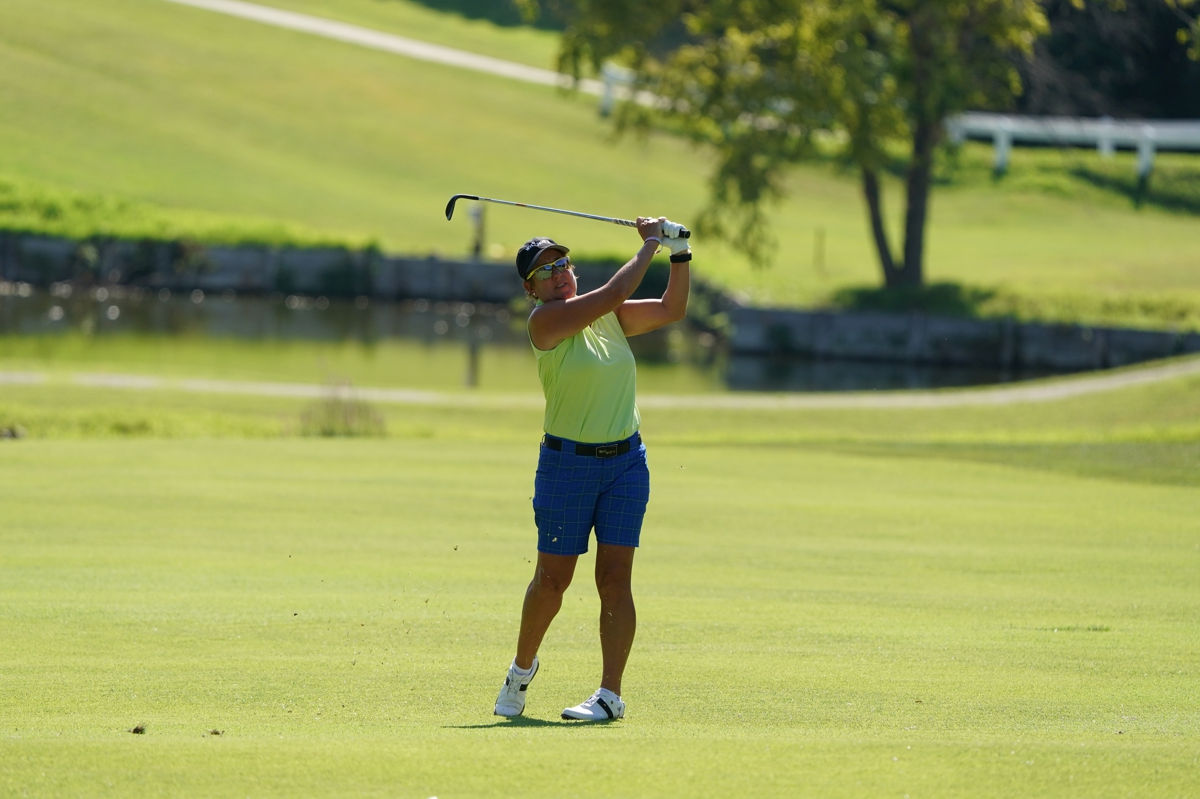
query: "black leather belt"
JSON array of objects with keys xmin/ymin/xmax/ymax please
[{"xmin": 542, "ymin": 434, "xmax": 635, "ymax": 458}]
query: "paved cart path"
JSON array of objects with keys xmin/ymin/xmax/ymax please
[
  {"xmin": 162, "ymin": 0, "xmax": 609, "ymax": 93},
  {"xmin": 4, "ymin": 355, "xmax": 1199, "ymax": 409}
]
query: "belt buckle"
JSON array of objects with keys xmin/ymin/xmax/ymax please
[{"xmin": 595, "ymin": 444, "xmax": 619, "ymax": 458}]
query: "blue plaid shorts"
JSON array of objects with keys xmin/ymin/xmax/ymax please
[{"xmin": 532, "ymin": 432, "xmax": 650, "ymax": 556}]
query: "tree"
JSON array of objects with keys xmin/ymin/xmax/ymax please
[
  {"xmin": 521, "ymin": 0, "xmax": 1047, "ymax": 289},
  {"xmin": 1019, "ymin": 0, "xmax": 1200, "ymax": 118}
]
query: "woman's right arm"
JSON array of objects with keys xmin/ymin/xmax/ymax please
[{"xmin": 528, "ymin": 217, "xmax": 663, "ymax": 350}]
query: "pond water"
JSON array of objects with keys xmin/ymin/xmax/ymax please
[{"xmin": 0, "ymin": 283, "xmax": 1063, "ymax": 392}]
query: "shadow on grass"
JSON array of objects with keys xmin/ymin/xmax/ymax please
[
  {"xmin": 1069, "ymin": 165, "xmax": 1200, "ymax": 214},
  {"xmin": 823, "ymin": 440, "xmax": 1200, "ymax": 488},
  {"xmin": 446, "ymin": 716, "xmax": 616, "ymax": 730},
  {"xmin": 383, "ymin": 0, "xmax": 566, "ymax": 30},
  {"xmin": 829, "ymin": 282, "xmax": 1000, "ymax": 318}
]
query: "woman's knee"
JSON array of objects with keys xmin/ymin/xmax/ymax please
[
  {"xmin": 531, "ymin": 554, "xmax": 577, "ymax": 595},
  {"xmin": 594, "ymin": 546, "xmax": 635, "ymax": 598}
]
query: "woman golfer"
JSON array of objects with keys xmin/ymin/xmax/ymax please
[{"xmin": 493, "ymin": 216, "xmax": 691, "ymax": 721}]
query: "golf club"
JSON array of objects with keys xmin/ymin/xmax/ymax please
[{"xmin": 445, "ymin": 194, "xmax": 690, "ymax": 238}]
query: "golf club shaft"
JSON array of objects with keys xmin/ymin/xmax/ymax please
[{"xmin": 445, "ymin": 194, "xmax": 688, "ymax": 238}]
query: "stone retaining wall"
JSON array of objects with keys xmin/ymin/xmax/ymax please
[
  {"xmin": 729, "ymin": 306, "xmax": 1200, "ymax": 370},
  {"xmin": 4, "ymin": 232, "xmax": 1196, "ymax": 371},
  {"xmin": 0, "ymin": 233, "xmax": 516, "ymax": 304}
]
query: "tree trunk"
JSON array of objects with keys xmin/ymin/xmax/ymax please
[
  {"xmin": 861, "ymin": 168, "xmax": 898, "ymax": 284},
  {"xmin": 895, "ymin": 3, "xmax": 937, "ymax": 290},
  {"xmin": 899, "ymin": 116, "xmax": 936, "ymax": 289}
]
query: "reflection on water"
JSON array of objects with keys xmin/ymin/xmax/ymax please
[
  {"xmin": 0, "ymin": 284, "xmax": 1056, "ymax": 392},
  {"xmin": 0, "ymin": 283, "xmax": 511, "ymax": 346}
]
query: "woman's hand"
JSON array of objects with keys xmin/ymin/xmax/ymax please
[{"xmin": 636, "ymin": 216, "xmax": 665, "ymax": 244}]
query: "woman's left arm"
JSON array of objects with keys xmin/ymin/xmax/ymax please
[{"xmin": 615, "ymin": 260, "xmax": 691, "ymax": 337}]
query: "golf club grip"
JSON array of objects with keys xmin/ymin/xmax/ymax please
[{"xmin": 580, "ymin": 217, "xmax": 694, "ymax": 239}]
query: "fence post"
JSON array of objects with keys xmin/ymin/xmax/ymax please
[
  {"xmin": 600, "ymin": 64, "xmax": 620, "ymax": 116},
  {"xmin": 1097, "ymin": 116, "xmax": 1115, "ymax": 157},
  {"xmin": 1137, "ymin": 125, "xmax": 1156, "ymax": 181},
  {"xmin": 993, "ymin": 119, "xmax": 1012, "ymax": 176},
  {"xmin": 945, "ymin": 117, "xmax": 965, "ymax": 146}
]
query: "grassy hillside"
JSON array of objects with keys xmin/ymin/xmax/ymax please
[{"xmin": 2, "ymin": 0, "xmax": 1199, "ymax": 327}]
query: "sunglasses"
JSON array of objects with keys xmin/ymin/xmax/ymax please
[{"xmin": 527, "ymin": 256, "xmax": 574, "ymax": 281}]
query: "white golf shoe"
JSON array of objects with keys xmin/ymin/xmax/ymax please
[
  {"xmin": 493, "ymin": 657, "xmax": 538, "ymax": 717},
  {"xmin": 561, "ymin": 687, "xmax": 625, "ymax": 721}
]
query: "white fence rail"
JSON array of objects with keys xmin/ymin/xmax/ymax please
[
  {"xmin": 947, "ymin": 111, "xmax": 1200, "ymax": 177},
  {"xmin": 597, "ymin": 67, "xmax": 1199, "ymax": 178}
]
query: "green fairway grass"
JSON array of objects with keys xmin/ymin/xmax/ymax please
[
  {"xmin": 3, "ymin": 329, "xmax": 1199, "ymax": 796},
  {"xmin": 3, "ymin": 0, "xmax": 1200, "ymax": 328},
  {"xmin": 2, "ymin": 386, "xmax": 1198, "ymax": 796}
]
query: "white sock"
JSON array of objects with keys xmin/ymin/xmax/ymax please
[{"xmin": 510, "ymin": 660, "xmax": 533, "ymax": 676}]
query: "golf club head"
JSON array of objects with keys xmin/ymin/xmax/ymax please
[{"xmin": 444, "ymin": 194, "xmax": 478, "ymax": 221}]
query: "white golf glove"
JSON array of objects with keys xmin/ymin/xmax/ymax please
[
  {"xmin": 661, "ymin": 220, "xmax": 687, "ymax": 238},
  {"xmin": 659, "ymin": 219, "xmax": 691, "ymax": 257},
  {"xmin": 663, "ymin": 235, "xmax": 690, "ymax": 255}
]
